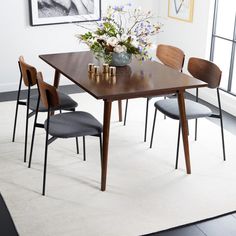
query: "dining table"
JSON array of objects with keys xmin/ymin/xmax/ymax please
[{"xmin": 39, "ymin": 51, "xmax": 207, "ymax": 191}]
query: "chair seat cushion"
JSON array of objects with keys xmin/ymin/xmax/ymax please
[
  {"xmin": 45, "ymin": 111, "xmax": 103, "ymax": 138},
  {"xmin": 154, "ymin": 98, "xmax": 212, "ymax": 120},
  {"xmin": 28, "ymin": 92, "xmax": 78, "ymax": 112}
]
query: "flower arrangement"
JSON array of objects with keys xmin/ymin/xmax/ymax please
[{"xmin": 76, "ymin": 3, "xmax": 161, "ymax": 65}]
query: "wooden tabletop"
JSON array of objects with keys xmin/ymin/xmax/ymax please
[{"xmin": 39, "ymin": 51, "xmax": 207, "ymax": 100}]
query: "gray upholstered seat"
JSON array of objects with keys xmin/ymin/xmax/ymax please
[
  {"xmin": 150, "ymin": 57, "xmax": 226, "ymax": 170},
  {"xmin": 31, "ymin": 74, "xmax": 103, "ymax": 195},
  {"xmin": 123, "ymin": 44, "xmax": 185, "ymax": 142},
  {"xmin": 45, "ymin": 111, "xmax": 103, "ymax": 138},
  {"xmin": 155, "ymin": 98, "xmax": 212, "ymax": 120},
  {"xmin": 13, "ymin": 56, "xmax": 78, "ymax": 164},
  {"xmin": 29, "ymin": 92, "xmax": 78, "ymax": 112}
]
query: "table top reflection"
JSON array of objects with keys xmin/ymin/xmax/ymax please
[{"xmin": 39, "ymin": 51, "xmax": 206, "ymax": 101}]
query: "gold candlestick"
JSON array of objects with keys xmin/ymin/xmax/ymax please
[
  {"xmin": 88, "ymin": 63, "xmax": 94, "ymax": 73},
  {"xmin": 103, "ymin": 64, "xmax": 109, "ymax": 73},
  {"xmin": 109, "ymin": 66, "xmax": 116, "ymax": 76},
  {"xmin": 94, "ymin": 66, "xmax": 100, "ymax": 76}
]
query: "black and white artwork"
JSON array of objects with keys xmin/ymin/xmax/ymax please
[
  {"xmin": 168, "ymin": 0, "xmax": 194, "ymax": 22},
  {"xmin": 29, "ymin": 0, "xmax": 101, "ymax": 26}
]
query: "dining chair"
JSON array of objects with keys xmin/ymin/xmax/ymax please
[
  {"xmin": 149, "ymin": 57, "xmax": 226, "ymax": 169},
  {"xmin": 35, "ymin": 72, "xmax": 103, "ymax": 195},
  {"xmin": 123, "ymin": 44, "xmax": 185, "ymax": 142},
  {"xmin": 12, "ymin": 56, "xmax": 78, "ymax": 163}
]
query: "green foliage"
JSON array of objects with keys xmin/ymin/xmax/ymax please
[{"xmin": 76, "ymin": 4, "xmax": 161, "ymax": 62}]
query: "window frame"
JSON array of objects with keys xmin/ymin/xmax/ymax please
[{"xmin": 210, "ymin": 0, "xmax": 236, "ymax": 96}]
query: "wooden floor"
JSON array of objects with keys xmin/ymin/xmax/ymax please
[{"xmin": 1, "ymin": 87, "xmax": 236, "ymax": 236}]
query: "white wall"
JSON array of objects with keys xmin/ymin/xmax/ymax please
[
  {"xmin": 2, "ymin": 0, "xmax": 236, "ymax": 116},
  {"xmin": 152, "ymin": 0, "xmax": 213, "ymax": 68},
  {"xmin": 152, "ymin": 0, "xmax": 236, "ymax": 116},
  {"xmin": 0, "ymin": 0, "xmax": 154, "ymax": 92}
]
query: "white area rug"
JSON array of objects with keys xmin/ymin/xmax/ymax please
[{"xmin": 0, "ymin": 92, "xmax": 236, "ymax": 236}]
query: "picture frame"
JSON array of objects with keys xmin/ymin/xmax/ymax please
[
  {"xmin": 29, "ymin": 0, "xmax": 101, "ymax": 26},
  {"xmin": 168, "ymin": 0, "xmax": 194, "ymax": 22}
]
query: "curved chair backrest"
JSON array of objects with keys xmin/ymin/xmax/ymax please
[
  {"xmin": 18, "ymin": 56, "xmax": 37, "ymax": 87},
  {"xmin": 37, "ymin": 72, "xmax": 59, "ymax": 109},
  {"xmin": 156, "ymin": 44, "xmax": 185, "ymax": 72},
  {"xmin": 188, "ymin": 57, "xmax": 222, "ymax": 89}
]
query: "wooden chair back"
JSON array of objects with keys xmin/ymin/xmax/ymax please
[
  {"xmin": 156, "ymin": 44, "xmax": 185, "ymax": 71},
  {"xmin": 188, "ymin": 57, "xmax": 222, "ymax": 89},
  {"xmin": 37, "ymin": 72, "xmax": 59, "ymax": 109},
  {"xmin": 18, "ymin": 56, "xmax": 37, "ymax": 87}
]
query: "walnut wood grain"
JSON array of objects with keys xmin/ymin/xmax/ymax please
[
  {"xmin": 156, "ymin": 44, "xmax": 185, "ymax": 71},
  {"xmin": 39, "ymin": 51, "xmax": 208, "ymax": 191},
  {"xmin": 101, "ymin": 100, "xmax": 112, "ymax": 191},
  {"xmin": 40, "ymin": 52, "xmax": 206, "ymax": 100}
]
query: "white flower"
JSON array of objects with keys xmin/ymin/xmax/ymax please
[
  {"xmin": 132, "ymin": 39, "xmax": 139, "ymax": 48},
  {"xmin": 107, "ymin": 37, "xmax": 119, "ymax": 47},
  {"xmin": 98, "ymin": 35, "xmax": 108, "ymax": 41},
  {"xmin": 114, "ymin": 45, "xmax": 127, "ymax": 53},
  {"xmin": 118, "ymin": 34, "xmax": 128, "ymax": 42}
]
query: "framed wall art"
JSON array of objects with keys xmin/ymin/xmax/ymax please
[
  {"xmin": 29, "ymin": 0, "xmax": 101, "ymax": 26},
  {"xmin": 168, "ymin": 0, "xmax": 194, "ymax": 22}
]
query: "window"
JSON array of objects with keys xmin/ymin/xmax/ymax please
[{"xmin": 210, "ymin": 0, "xmax": 236, "ymax": 95}]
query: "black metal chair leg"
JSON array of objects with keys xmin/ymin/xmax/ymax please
[
  {"xmin": 219, "ymin": 115, "xmax": 226, "ymax": 161},
  {"xmin": 99, "ymin": 134, "xmax": 103, "ymax": 167},
  {"xmin": 144, "ymin": 98, "xmax": 150, "ymax": 142},
  {"xmin": 83, "ymin": 136, "xmax": 86, "ymax": 161},
  {"xmin": 28, "ymin": 92, "xmax": 40, "ymax": 168},
  {"xmin": 150, "ymin": 108, "xmax": 157, "ymax": 148},
  {"xmin": 217, "ymin": 88, "xmax": 226, "ymax": 161},
  {"xmin": 194, "ymin": 119, "xmax": 198, "ymax": 141},
  {"xmin": 123, "ymin": 99, "xmax": 128, "ymax": 126},
  {"xmin": 28, "ymin": 113, "xmax": 39, "ymax": 168},
  {"xmin": 194, "ymin": 88, "xmax": 199, "ymax": 141},
  {"xmin": 12, "ymin": 102, "xmax": 20, "ymax": 143},
  {"xmin": 175, "ymin": 122, "xmax": 181, "ymax": 169},
  {"xmin": 76, "ymin": 137, "xmax": 79, "ymax": 154},
  {"xmin": 24, "ymin": 87, "xmax": 31, "ymax": 163},
  {"xmin": 12, "ymin": 77, "xmax": 23, "ymax": 142},
  {"xmin": 42, "ymin": 110, "xmax": 50, "ymax": 196},
  {"xmin": 164, "ymin": 96, "xmax": 166, "ymax": 120}
]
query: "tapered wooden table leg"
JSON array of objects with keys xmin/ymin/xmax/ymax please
[
  {"xmin": 101, "ymin": 100, "xmax": 112, "ymax": 191},
  {"xmin": 53, "ymin": 70, "xmax": 61, "ymax": 88},
  {"xmin": 177, "ymin": 91, "xmax": 191, "ymax": 174},
  {"xmin": 118, "ymin": 100, "xmax": 122, "ymax": 122}
]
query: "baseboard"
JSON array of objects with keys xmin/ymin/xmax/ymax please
[
  {"xmin": 0, "ymin": 83, "xmax": 20, "ymax": 93},
  {"xmin": 188, "ymin": 88, "xmax": 236, "ymax": 117},
  {"xmin": 0, "ymin": 84, "xmax": 84, "ymax": 102}
]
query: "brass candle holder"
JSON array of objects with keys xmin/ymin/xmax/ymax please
[
  {"xmin": 109, "ymin": 66, "xmax": 116, "ymax": 76},
  {"xmin": 103, "ymin": 64, "xmax": 109, "ymax": 73},
  {"xmin": 88, "ymin": 63, "xmax": 95, "ymax": 73},
  {"xmin": 94, "ymin": 66, "xmax": 100, "ymax": 76}
]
